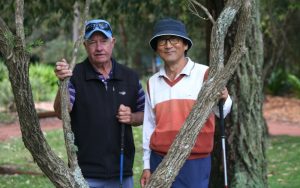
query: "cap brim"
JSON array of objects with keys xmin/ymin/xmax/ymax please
[{"xmin": 84, "ymin": 29, "xmax": 112, "ymax": 39}]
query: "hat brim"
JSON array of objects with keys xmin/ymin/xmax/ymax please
[
  {"xmin": 149, "ymin": 33, "xmax": 193, "ymax": 51},
  {"xmin": 84, "ymin": 29, "xmax": 112, "ymax": 39}
]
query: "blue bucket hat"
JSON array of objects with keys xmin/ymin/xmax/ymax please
[
  {"xmin": 149, "ymin": 18, "xmax": 193, "ymax": 51},
  {"xmin": 84, "ymin": 19, "xmax": 113, "ymax": 39}
]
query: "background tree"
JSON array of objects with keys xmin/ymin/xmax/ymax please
[
  {"xmin": 261, "ymin": 0, "xmax": 300, "ymax": 97},
  {"xmin": 208, "ymin": 0, "xmax": 268, "ymax": 187}
]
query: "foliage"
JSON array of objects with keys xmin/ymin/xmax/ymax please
[
  {"xmin": 0, "ymin": 61, "xmax": 58, "ymax": 112},
  {"xmin": 31, "ymin": 36, "xmax": 86, "ymax": 64},
  {"xmin": 0, "ymin": 79, "xmax": 15, "ymax": 112},
  {"xmin": 0, "ymin": 62, "xmax": 14, "ymax": 111},
  {"xmin": 26, "ymin": 39, "xmax": 44, "ymax": 54},
  {"xmin": 0, "ymin": 61, "xmax": 6, "ymax": 81},
  {"xmin": 1, "ymin": 0, "xmax": 299, "ymax": 87},
  {"xmin": 261, "ymin": 0, "xmax": 300, "ymax": 82},
  {"xmin": 266, "ymin": 69, "xmax": 292, "ymax": 96},
  {"xmin": 1, "ymin": 0, "xmax": 208, "ymax": 72},
  {"xmin": 0, "ymin": 1, "xmax": 75, "ymax": 42},
  {"xmin": 266, "ymin": 68, "xmax": 300, "ymax": 98},
  {"xmin": 287, "ymin": 74, "xmax": 300, "ymax": 98},
  {"xmin": 29, "ymin": 63, "xmax": 58, "ymax": 102}
]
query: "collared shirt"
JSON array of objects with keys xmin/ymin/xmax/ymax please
[{"xmin": 142, "ymin": 57, "xmax": 232, "ymax": 169}]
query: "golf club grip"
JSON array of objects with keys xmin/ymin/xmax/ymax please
[
  {"xmin": 121, "ymin": 124, "xmax": 125, "ymax": 148},
  {"xmin": 218, "ymin": 99, "xmax": 225, "ymax": 136}
]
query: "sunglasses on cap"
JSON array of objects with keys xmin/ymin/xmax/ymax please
[{"xmin": 85, "ymin": 22, "xmax": 112, "ymax": 33}]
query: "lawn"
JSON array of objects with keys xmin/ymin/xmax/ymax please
[{"xmin": 0, "ymin": 129, "xmax": 299, "ymax": 188}]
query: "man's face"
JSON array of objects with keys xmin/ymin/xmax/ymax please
[
  {"xmin": 156, "ymin": 35, "xmax": 188, "ymax": 64},
  {"xmin": 84, "ymin": 32, "xmax": 115, "ymax": 65}
]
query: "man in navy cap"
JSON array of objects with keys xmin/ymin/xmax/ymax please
[
  {"xmin": 54, "ymin": 19, "xmax": 145, "ymax": 188},
  {"xmin": 140, "ymin": 18, "xmax": 232, "ymax": 188}
]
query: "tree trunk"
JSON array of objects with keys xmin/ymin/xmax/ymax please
[
  {"xmin": 72, "ymin": 1, "xmax": 80, "ymax": 44},
  {"xmin": 228, "ymin": 0, "xmax": 268, "ymax": 187},
  {"xmin": 210, "ymin": 0, "xmax": 269, "ymax": 187}
]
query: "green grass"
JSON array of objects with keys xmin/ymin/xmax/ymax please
[
  {"xmin": 0, "ymin": 130, "xmax": 299, "ymax": 188},
  {"xmin": 0, "ymin": 127, "xmax": 142, "ymax": 188},
  {"xmin": 267, "ymin": 136, "xmax": 300, "ymax": 188},
  {"xmin": 0, "ymin": 112, "xmax": 17, "ymax": 124},
  {"xmin": 0, "ymin": 130, "xmax": 67, "ymax": 188}
]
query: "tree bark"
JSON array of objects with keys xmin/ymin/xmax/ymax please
[
  {"xmin": 210, "ymin": 0, "xmax": 268, "ymax": 187},
  {"xmin": 227, "ymin": 0, "xmax": 268, "ymax": 187},
  {"xmin": 72, "ymin": 1, "xmax": 80, "ymax": 44}
]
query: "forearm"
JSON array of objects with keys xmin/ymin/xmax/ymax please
[{"xmin": 130, "ymin": 111, "xmax": 144, "ymax": 126}]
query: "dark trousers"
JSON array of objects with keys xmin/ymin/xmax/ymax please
[{"xmin": 150, "ymin": 151, "xmax": 211, "ymax": 188}]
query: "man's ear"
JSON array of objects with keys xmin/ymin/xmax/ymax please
[
  {"xmin": 112, "ymin": 37, "xmax": 116, "ymax": 44},
  {"xmin": 184, "ymin": 44, "xmax": 188, "ymax": 50}
]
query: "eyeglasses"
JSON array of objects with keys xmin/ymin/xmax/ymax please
[
  {"xmin": 85, "ymin": 22, "xmax": 112, "ymax": 34},
  {"xmin": 157, "ymin": 36, "xmax": 181, "ymax": 46}
]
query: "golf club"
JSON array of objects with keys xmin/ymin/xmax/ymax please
[
  {"xmin": 219, "ymin": 99, "xmax": 228, "ymax": 188},
  {"xmin": 120, "ymin": 123, "xmax": 125, "ymax": 188}
]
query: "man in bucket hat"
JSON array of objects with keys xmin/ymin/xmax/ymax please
[
  {"xmin": 140, "ymin": 18, "xmax": 232, "ymax": 188},
  {"xmin": 53, "ymin": 19, "xmax": 145, "ymax": 188}
]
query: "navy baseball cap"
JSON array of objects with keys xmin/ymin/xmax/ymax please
[
  {"xmin": 84, "ymin": 19, "xmax": 113, "ymax": 39},
  {"xmin": 149, "ymin": 18, "xmax": 193, "ymax": 51}
]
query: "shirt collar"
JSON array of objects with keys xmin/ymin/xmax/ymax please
[
  {"xmin": 85, "ymin": 58, "xmax": 115, "ymax": 80},
  {"xmin": 158, "ymin": 57, "xmax": 195, "ymax": 78}
]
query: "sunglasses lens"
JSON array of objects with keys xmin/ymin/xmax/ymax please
[
  {"xmin": 99, "ymin": 22, "xmax": 108, "ymax": 30},
  {"xmin": 86, "ymin": 22, "xmax": 110, "ymax": 33},
  {"xmin": 85, "ymin": 23, "xmax": 96, "ymax": 33}
]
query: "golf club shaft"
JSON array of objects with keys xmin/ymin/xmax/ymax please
[
  {"xmin": 222, "ymin": 137, "xmax": 228, "ymax": 187},
  {"xmin": 219, "ymin": 99, "xmax": 228, "ymax": 188},
  {"xmin": 120, "ymin": 123, "xmax": 125, "ymax": 188}
]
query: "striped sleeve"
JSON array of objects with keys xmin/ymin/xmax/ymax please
[
  {"xmin": 136, "ymin": 81, "xmax": 145, "ymax": 112},
  {"xmin": 68, "ymin": 80, "xmax": 76, "ymax": 110}
]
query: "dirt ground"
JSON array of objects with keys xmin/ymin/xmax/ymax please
[
  {"xmin": 263, "ymin": 95, "xmax": 300, "ymax": 136},
  {"xmin": 0, "ymin": 95, "xmax": 299, "ymax": 141}
]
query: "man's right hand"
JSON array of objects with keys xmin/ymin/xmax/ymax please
[
  {"xmin": 140, "ymin": 169, "xmax": 151, "ymax": 188},
  {"xmin": 54, "ymin": 58, "xmax": 72, "ymax": 80}
]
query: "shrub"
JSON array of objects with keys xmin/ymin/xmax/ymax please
[
  {"xmin": 29, "ymin": 63, "xmax": 57, "ymax": 102},
  {"xmin": 287, "ymin": 74, "xmax": 300, "ymax": 98},
  {"xmin": 266, "ymin": 69, "xmax": 292, "ymax": 96},
  {"xmin": 0, "ymin": 62, "xmax": 58, "ymax": 112},
  {"xmin": 0, "ymin": 62, "xmax": 14, "ymax": 111},
  {"xmin": 0, "ymin": 77, "xmax": 15, "ymax": 111}
]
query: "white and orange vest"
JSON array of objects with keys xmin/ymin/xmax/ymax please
[{"xmin": 146, "ymin": 59, "xmax": 214, "ymax": 159}]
